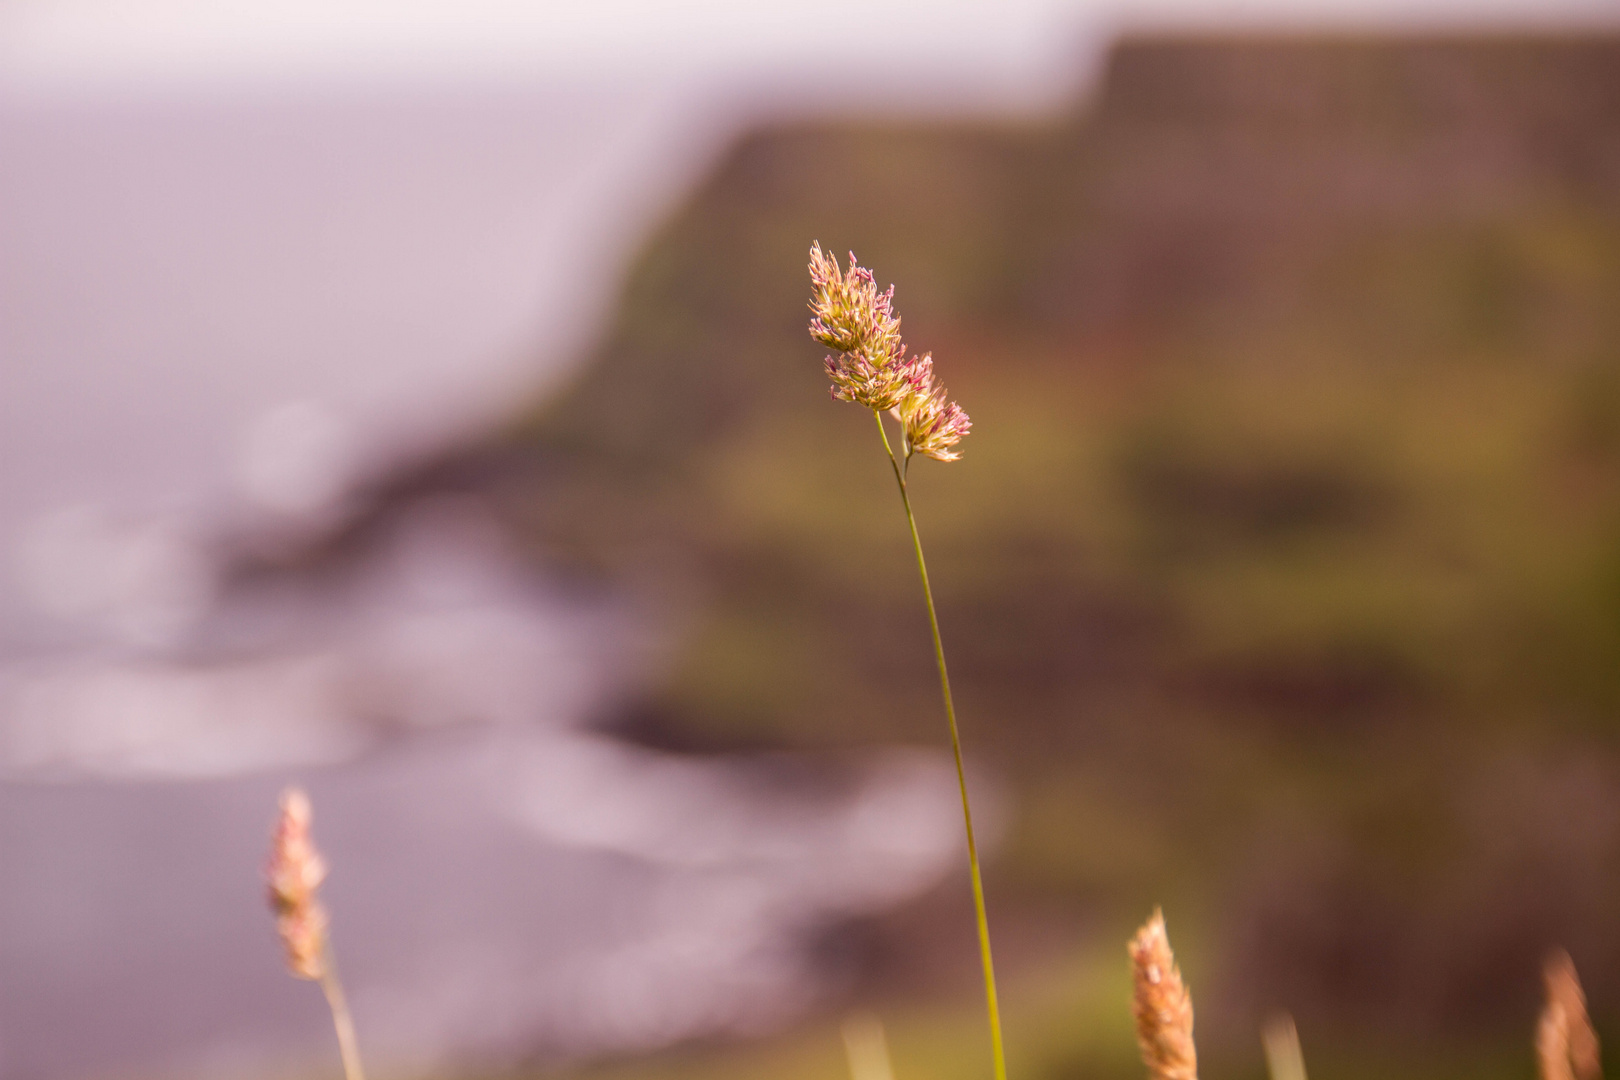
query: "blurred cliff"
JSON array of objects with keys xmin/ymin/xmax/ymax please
[{"xmin": 329, "ymin": 33, "xmax": 1620, "ymax": 1071}]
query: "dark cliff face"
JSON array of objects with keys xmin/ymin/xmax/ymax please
[
  {"xmin": 1030, "ymin": 36, "xmax": 1620, "ymax": 337},
  {"xmin": 365, "ymin": 35, "xmax": 1620, "ymax": 1054},
  {"xmin": 520, "ymin": 34, "xmax": 1620, "ymax": 464}
]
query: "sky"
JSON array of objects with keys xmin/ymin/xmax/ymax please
[{"xmin": 4, "ymin": 0, "xmax": 1618, "ymax": 101}]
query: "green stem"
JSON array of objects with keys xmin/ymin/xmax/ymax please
[
  {"xmin": 318, "ymin": 949, "xmax": 367, "ymax": 1080},
  {"xmin": 873, "ymin": 409, "xmax": 1007, "ymax": 1080}
]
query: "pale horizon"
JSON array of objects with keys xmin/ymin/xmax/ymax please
[{"xmin": 5, "ymin": 0, "xmax": 1619, "ymax": 102}]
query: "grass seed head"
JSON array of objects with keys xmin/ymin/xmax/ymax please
[
  {"xmin": 808, "ymin": 242, "xmax": 900, "ymax": 358},
  {"xmin": 267, "ymin": 787, "xmax": 329, "ymax": 980},
  {"xmin": 1130, "ymin": 907, "xmax": 1198, "ymax": 1080},
  {"xmin": 893, "ymin": 356, "xmax": 971, "ymax": 462},
  {"xmin": 1540, "ymin": 1001, "xmax": 1577, "ymax": 1080},
  {"xmin": 807, "ymin": 243, "xmax": 970, "ymax": 454},
  {"xmin": 1540, "ymin": 949, "xmax": 1601, "ymax": 1080}
]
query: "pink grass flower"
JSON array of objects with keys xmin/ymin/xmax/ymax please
[
  {"xmin": 267, "ymin": 788, "xmax": 329, "ymax": 980},
  {"xmin": 808, "ymin": 244, "xmax": 962, "ymax": 433},
  {"xmin": 892, "ymin": 354, "xmax": 971, "ymax": 462},
  {"xmin": 1130, "ymin": 908, "xmax": 1198, "ymax": 1080}
]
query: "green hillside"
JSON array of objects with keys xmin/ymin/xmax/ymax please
[{"xmin": 431, "ymin": 34, "xmax": 1620, "ymax": 1074}]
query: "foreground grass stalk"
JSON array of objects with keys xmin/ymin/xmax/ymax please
[
  {"xmin": 1129, "ymin": 909, "xmax": 1198, "ymax": 1080},
  {"xmin": 874, "ymin": 409, "xmax": 1007, "ymax": 1080},
  {"xmin": 1539, "ymin": 949, "xmax": 1601, "ymax": 1080},
  {"xmin": 842, "ymin": 1012, "xmax": 898, "ymax": 1080},
  {"xmin": 807, "ymin": 243, "xmax": 989, "ymax": 1077},
  {"xmin": 268, "ymin": 789, "xmax": 368, "ymax": 1080},
  {"xmin": 319, "ymin": 961, "xmax": 367, "ymax": 1080},
  {"xmin": 1261, "ymin": 1013, "xmax": 1305, "ymax": 1080}
]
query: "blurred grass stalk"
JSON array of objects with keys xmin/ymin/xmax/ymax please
[
  {"xmin": 319, "ymin": 962, "xmax": 367, "ymax": 1080},
  {"xmin": 1538, "ymin": 950, "xmax": 1601, "ymax": 1080},
  {"xmin": 1261, "ymin": 1014, "xmax": 1306, "ymax": 1080},
  {"xmin": 268, "ymin": 788, "xmax": 367, "ymax": 1080},
  {"xmin": 806, "ymin": 245, "xmax": 997, "ymax": 1080},
  {"xmin": 843, "ymin": 1012, "xmax": 898, "ymax": 1080}
]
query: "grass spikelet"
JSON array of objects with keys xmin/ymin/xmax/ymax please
[
  {"xmin": 267, "ymin": 788, "xmax": 367, "ymax": 1080},
  {"xmin": 268, "ymin": 788, "xmax": 329, "ymax": 980},
  {"xmin": 1539, "ymin": 949, "xmax": 1601, "ymax": 1080},
  {"xmin": 1129, "ymin": 908, "xmax": 1198, "ymax": 1080}
]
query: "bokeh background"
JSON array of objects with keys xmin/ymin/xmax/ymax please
[{"xmin": 5, "ymin": 2, "xmax": 1620, "ymax": 1079}]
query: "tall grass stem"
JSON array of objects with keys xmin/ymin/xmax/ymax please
[
  {"xmin": 1262, "ymin": 1014, "xmax": 1306, "ymax": 1080},
  {"xmin": 842, "ymin": 1013, "xmax": 898, "ymax": 1080},
  {"xmin": 873, "ymin": 409, "xmax": 1007, "ymax": 1080},
  {"xmin": 319, "ymin": 959, "xmax": 367, "ymax": 1080}
]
